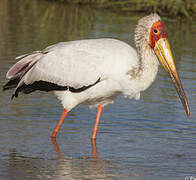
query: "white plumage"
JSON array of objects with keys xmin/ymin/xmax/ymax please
[
  {"xmin": 9, "ymin": 38, "xmax": 156, "ymax": 110},
  {"xmin": 50, "ymin": 39, "xmax": 139, "ymax": 110}
]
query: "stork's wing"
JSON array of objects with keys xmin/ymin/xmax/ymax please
[
  {"xmin": 11, "ymin": 42, "xmax": 104, "ymax": 98},
  {"xmin": 25, "ymin": 48, "xmax": 102, "ymax": 88},
  {"xmin": 5, "ymin": 38, "xmax": 138, "ymax": 99}
]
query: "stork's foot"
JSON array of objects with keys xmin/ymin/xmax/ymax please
[
  {"xmin": 91, "ymin": 139, "xmax": 98, "ymax": 158},
  {"xmin": 51, "ymin": 137, "xmax": 63, "ymax": 158}
]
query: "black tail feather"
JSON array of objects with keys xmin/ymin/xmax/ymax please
[{"xmin": 2, "ymin": 77, "xmax": 20, "ymax": 91}]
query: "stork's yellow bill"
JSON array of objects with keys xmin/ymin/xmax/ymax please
[{"xmin": 150, "ymin": 20, "xmax": 190, "ymax": 117}]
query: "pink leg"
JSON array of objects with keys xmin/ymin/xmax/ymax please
[
  {"xmin": 91, "ymin": 105, "xmax": 103, "ymax": 139},
  {"xmin": 51, "ymin": 109, "xmax": 68, "ymax": 138}
]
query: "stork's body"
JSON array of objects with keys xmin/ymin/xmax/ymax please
[
  {"xmin": 47, "ymin": 38, "xmax": 158, "ymax": 109},
  {"xmin": 3, "ymin": 14, "xmax": 189, "ymax": 139}
]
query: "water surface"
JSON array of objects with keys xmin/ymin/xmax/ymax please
[{"xmin": 0, "ymin": 0, "xmax": 196, "ymax": 179}]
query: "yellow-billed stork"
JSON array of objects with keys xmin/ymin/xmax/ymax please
[{"xmin": 3, "ymin": 14, "xmax": 190, "ymax": 139}]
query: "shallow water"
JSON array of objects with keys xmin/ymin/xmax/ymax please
[{"xmin": 0, "ymin": 0, "xmax": 196, "ymax": 179}]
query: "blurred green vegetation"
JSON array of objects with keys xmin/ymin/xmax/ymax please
[
  {"xmin": 57, "ymin": 0, "xmax": 196, "ymax": 18},
  {"xmin": 0, "ymin": 0, "xmax": 95, "ymax": 56}
]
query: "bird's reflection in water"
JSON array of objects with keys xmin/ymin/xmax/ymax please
[
  {"xmin": 51, "ymin": 137, "xmax": 99, "ymax": 158},
  {"xmin": 51, "ymin": 137, "xmax": 104, "ymax": 179},
  {"xmin": 7, "ymin": 140, "xmax": 106, "ymax": 179},
  {"xmin": 6, "ymin": 139, "xmax": 146, "ymax": 179}
]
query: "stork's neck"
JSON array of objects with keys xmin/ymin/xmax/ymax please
[{"xmin": 133, "ymin": 37, "xmax": 159, "ymax": 91}]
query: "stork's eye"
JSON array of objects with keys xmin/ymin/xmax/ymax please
[{"xmin": 153, "ymin": 29, "xmax": 158, "ymax": 34}]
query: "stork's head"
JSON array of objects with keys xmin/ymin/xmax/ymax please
[{"xmin": 135, "ymin": 14, "xmax": 190, "ymax": 117}]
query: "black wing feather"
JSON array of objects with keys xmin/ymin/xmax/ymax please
[{"xmin": 11, "ymin": 78, "xmax": 101, "ymax": 99}]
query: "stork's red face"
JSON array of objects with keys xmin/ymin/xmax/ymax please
[
  {"xmin": 149, "ymin": 20, "xmax": 190, "ymax": 117},
  {"xmin": 149, "ymin": 20, "xmax": 168, "ymax": 49}
]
